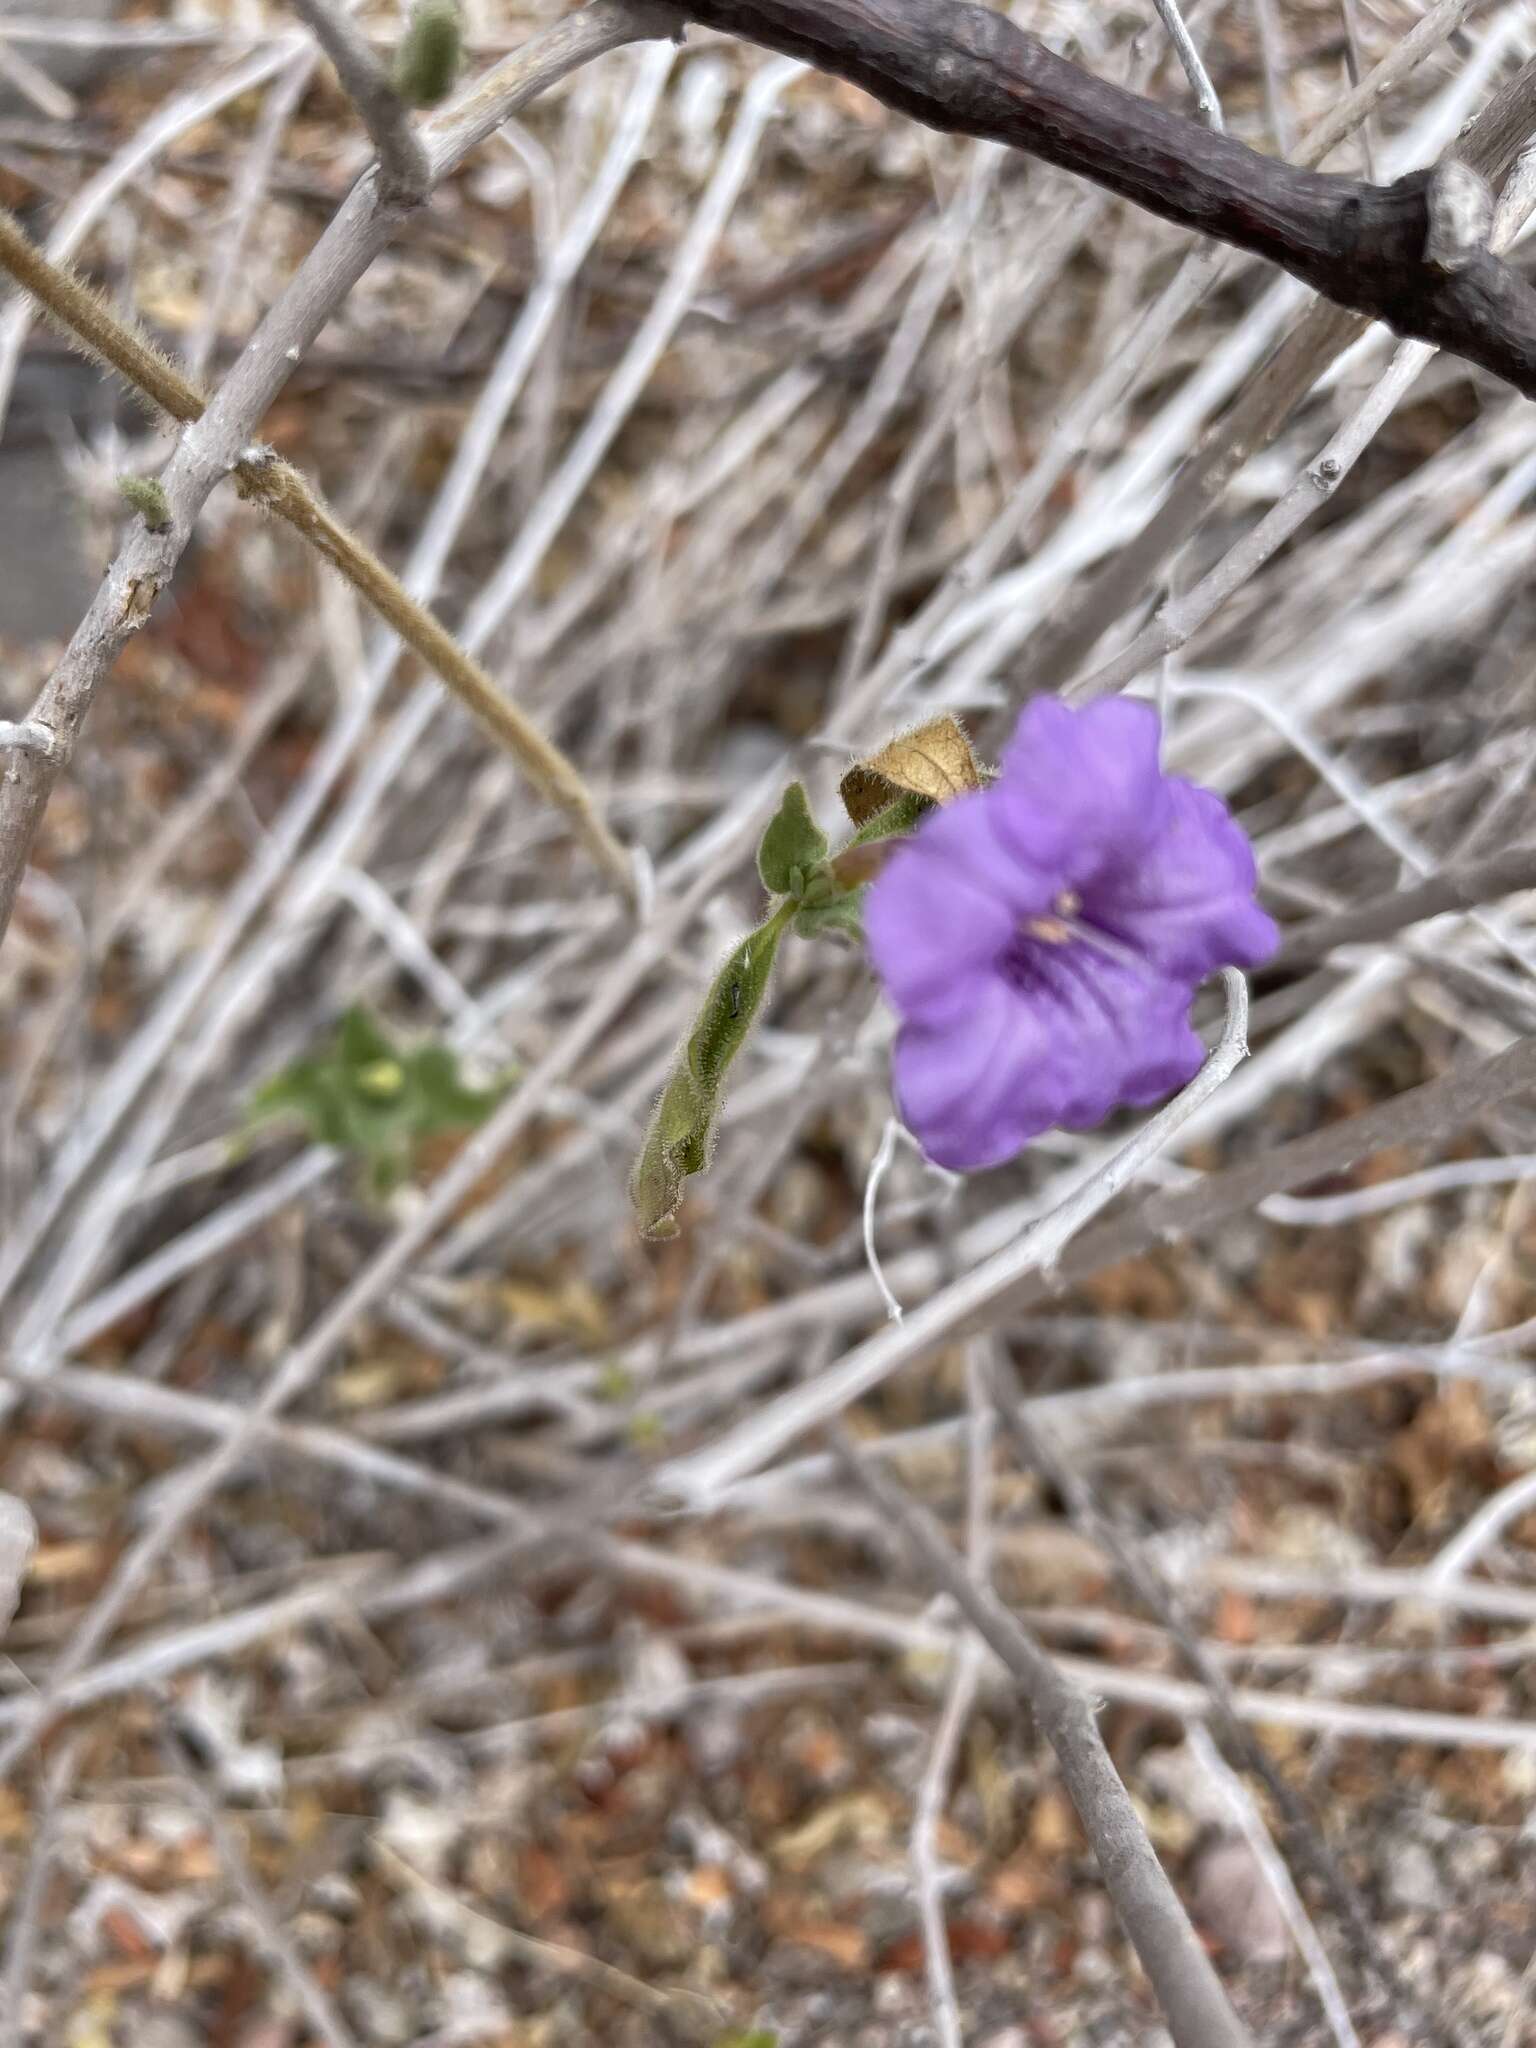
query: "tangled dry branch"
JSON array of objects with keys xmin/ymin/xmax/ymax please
[{"xmin": 686, "ymin": 0, "xmax": 1536, "ymax": 391}]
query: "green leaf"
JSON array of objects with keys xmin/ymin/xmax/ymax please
[
  {"xmin": 339, "ymin": 1005, "xmax": 395, "ymax": 1069},
  {"xmin": 408, "ymin": 1044, "xmax": 506, "ymax": 1131},
  {"xmin": 794, "ymin": 889, "xmax": 865, "ymax": 942},
  {"xmin": 631, "ymin": 908, "xmax": 789, "ymax": 1239},
  {"xmin": 685, "ymin": 920, "xmax": 785, "ymax": 1097},
  {"xmin": 596, "ymin": 1361, "xmax": 636, "ymax": 1403},
  {"xmin": 756, "ymin": 781, "xmax": 828, "ymax": 896},
  {"xmin": 246, "ymin": 1009, "xmax": 511, "ymax": 1202},
  {"xmin": 716, "ymin": 2033, "xmax": 778, "ymax": 2048},
  {"xmin": 629, "ymin": 1061, "xmax": 715, "ymax": 1241}
]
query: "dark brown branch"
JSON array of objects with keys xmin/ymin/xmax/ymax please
[{"xmin": 685, "ymin": 0, "xmax": 1536, "ymax": 396}]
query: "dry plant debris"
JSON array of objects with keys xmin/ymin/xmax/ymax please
[{"xmin": 4, "ymin": 0, "xmax": 1536, "ymax": 2042}]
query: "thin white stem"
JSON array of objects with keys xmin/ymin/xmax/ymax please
[
  {"xmin": 911, "ymin": 1346, "xmax": 993, "ymax": 2048},
  {"xmin": 454, "ymin": 53, "xmax": 802, "ymax": 654},
  {"xmin": 653, "ymin": 972, "xmax": 1250, "ymax": 1508},
  {"xmin": 1184, "ymin": 1726, "xmax": 1362, "ymax": 2048},
  {"xmin": 862, "ymin": 1117, "xmax": 906, "ymax": 1324},
  {"xmin": 1425, "ymin": 1467, "xmax": 1536, "ymax": 1587},
  {"xmin": 1150, "ymin": 0, "xmax": 1224, "ymax": 128}
]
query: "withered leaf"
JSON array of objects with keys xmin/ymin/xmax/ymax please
[{"xmin": 839, "ymin": 715, "xmax": 982, "ymax": 826}]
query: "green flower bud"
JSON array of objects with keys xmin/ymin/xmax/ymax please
[
  {"xmin": 392, "ymin": 0, "xmax": 462, "ymax": 107},
  {"xmin": 756, "ymin": 780, "xmax": 828, "ymax": 897},
  {"xmin": 116, "ymin": 474, "xmax": 171, "ymax": 531}
]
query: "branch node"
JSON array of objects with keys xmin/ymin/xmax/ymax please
[
  {"xmin": 118, "ymin": 576, "xmax": 163, "ymax": 628},
  {"xmin": 1426, "ymin": 158, "xmax": 1494, "ymax": 272},
  {"xmin": 288, "ymin": 0, "xmax": 432, "ymax": 202},
  {"xmin": 0, "ymin": 720, "xmax": 62, "ymax": 762}
]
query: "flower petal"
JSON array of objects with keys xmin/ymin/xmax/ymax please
[
  {"xmin": 892, "ymin": 948, "xmax": 1205, "ymax": 1171},
  {"xmin": 1088, "ymin": 777, "xmax": 1279, "ymax": 981},
  {"xmin": 1031, "ymin": 949, "xmax": 1205, "ymax": 1131},
  {"xmin": 867, "ymin": 694, "xmax": 1264, "ymax": 1173},
  {"xmin": 991, "ymin": 695, "xmax": 1170, "ymax": 883},
  {"xmin": 891, "ymin": 973, "xmax": 1066, "ymax": 1170},
  {"xmin": 864, "ymin": 791, "xmax": 1052, "ymax": 1016}
]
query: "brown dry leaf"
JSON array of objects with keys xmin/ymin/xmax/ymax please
[
  {"xmin": 969, "ymin": 1721, "xmax": 1017, "ymax": 1850},
  {"xmin": 287, "ymin": 1790, "xmax": 331, "ymax": 1851},
  {"xmin": 27, "ymin": 1538, "xmax": 103, "ymax": 1586},
  {"xmin": 0, "ymin": 1783, "xmax": 30, "ymax": 1842},
  {"xmin": 934, "ymin": 1816, "xmax": 982, "ymax": 1868},
  {"xmin": 516, "ymin": 1843, "xmax": 571, "ymax": 1924},
  {"xmin": 66, "ymin": 1992, "xmax": 119, "ymax": 2048},
  {"xmin": 1028, "ymin": 1789, "xmax": 1082, "ymax": 1858},
  {"xmin": 498, "ymin": 1274, "xmax": 610, "ymax": 1343},
  {"xmin": 786, "ymin": 1716, "xmax": 852, "ymax": 1786},
  {"xmin": 767, "ymin": 1910, "xmax": 870, "ymax": 1970},
  {"xmin": 329, "ymin": 1359, "xmax": 413, "ymax": 1410},
  {"xmin": 1389, "ymin": 1381, "xmax": 1492, "ymax": 1518},
  {"xmin": 1211, "ymin": 1588, "xmax": 1258, "ymax": 1645},
  {"xmin": 839, "ymin": 715, "xmax": 982, "ymax": 825},
  {"xmin": 772, "ymin": 1790, "xmax": 892, "ymax": 1870},
  {"xmin": 685, "ymin": 1863, "xmax": 734, "ymax": 1912},
  {"xmin": 987, "ymin": 1847, "xmax": 1056, "ymax": 1914},
  {"xmin": 596, "ymin": 1877, "xmax": 695, "ymax": 1968},
  {"xmin": 100, "ymin": 1907, "xmax": 159, "ymax": 1961}
]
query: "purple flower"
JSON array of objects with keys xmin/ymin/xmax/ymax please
[{"xmin": 863, "ymin": 696, "xmax": 1278, "ymax": 1171}]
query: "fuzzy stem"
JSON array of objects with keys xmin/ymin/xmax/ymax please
[
  {"xmin": 0, "ymin": 206, "xmax": 633, "ymax": 906},
  {"xmin": 0, "ymin": 210, "xmax": 203, "ymax": 421},
  {"xmin": 242, "ymin": 455, "xmax": 636, "ymax": 902}
]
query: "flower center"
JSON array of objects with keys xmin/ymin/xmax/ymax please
[
  {"xmin": 1002, "ymin": 891, "xmax": 1144, "ymax": 993},
  {"xmin": 1022, "ymin": 889, "xmax": 1081, "ymax": 946}
]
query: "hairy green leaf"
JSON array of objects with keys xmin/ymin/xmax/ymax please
[
  {"xmin": 116, "ymin": 474, "xmax": 171, "ymax": 531},
  {"xmin": 686, "ymin": 922, "xmax": 784, "ymax": 1096},
  {"xmin": 631, "ymin": 910, "xmax": 789, "ymax": 1238},
  {"xmin": 629, "ymin": 1060, "xmax": 715, "ymax": 1241},
  {"xmin": 794, "ymin": 889, "xmax": 866, "ymax": 942},
  {"xmin": 756, "ymin": 781, "xmax": 828, "ymax": 896}
]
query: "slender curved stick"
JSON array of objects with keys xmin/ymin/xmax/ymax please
[{"xmin": 654, "ymin": 973, "xmax": 1251, "ymax": 1509}]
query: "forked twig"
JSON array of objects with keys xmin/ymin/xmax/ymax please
[
  {"xmin": 286, "ymin": 0, "xmax": 429, "ymax": 200},
  {"xmin": 0, "ymin": 0, "xmax": 680, "ymax": 946}
]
